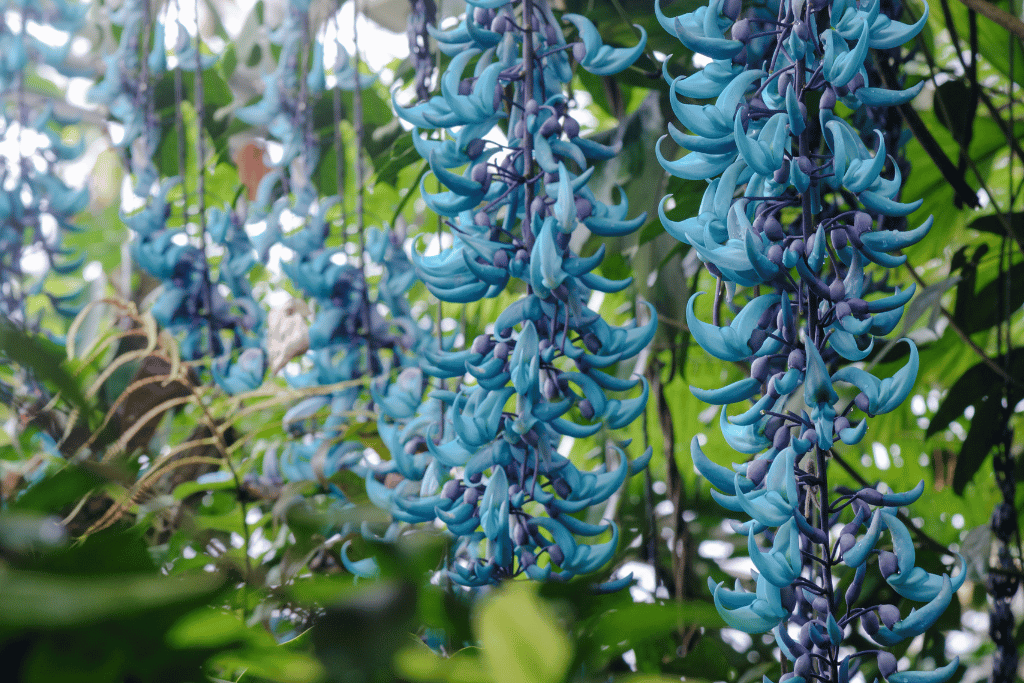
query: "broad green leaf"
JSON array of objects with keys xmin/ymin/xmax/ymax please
[{"xmin": 476, "ymin": 583, "xmax": 573, "ymax": 683}]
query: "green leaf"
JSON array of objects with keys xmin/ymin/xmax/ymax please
[
  {"xmin": 0, "ymin": 568, "xmax": 223, "ymax": 628},
  {"xmin": 395, "ymin": 642, "xmax": 489, "ymax": 683},
  {"xmin": 0, "ymin": 321, "xmax": 93, "ymax": 418},
  {"xmin": 476, "ymin": 583, "xmax": 573, "ymax": 683},
  {"xmin": 969, "ymin": 211, "xmax": 1024, "ymax": 244}
]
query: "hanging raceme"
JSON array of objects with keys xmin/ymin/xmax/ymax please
[
  {"xmin": 373, "ymin": 0, "xmax": 655, "ymax": 588},
  {"xmin": 658, "ymin": 0, "xmax": 961, "ymax": 680},
  {"xmin": 0, "ymin": 0, "xmax": 91, "ymax": 323}
]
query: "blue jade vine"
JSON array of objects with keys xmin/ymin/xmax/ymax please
[
  {"xmin": 0, "ymin": 0, "xmax": 90, "ymax": 324},
  {"xmin": 371, "ymin": 0, "xmax": 655, "ymax": 588},
  {"xmin": 657, "ymin": 0, "xmax": 963, "ymax": 681}
]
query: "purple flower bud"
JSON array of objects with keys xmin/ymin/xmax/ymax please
[
  {"xmin": 525, "ymin": 99, "xmax": 539, "ymax": 116},
  {"xmin": 773, "ymin": 425, "xmax": 792, "ymax": 450},
  {"xmin": 544, "ymin": 23, "xmax": 559, "ymax": 44},
  {"xmin": 492, "ymin": 250, "xmax": 509, "ymax": 269},
  {"xmin": 748, "ymin": 328, "xmax": 769, "ymax": 353},
  {"xmin": 575, "ymin": 196, "xmax": 592, "ymax": 220},
  {"xmin": 797, "ymin": 156, "xmax": 816, "ymax": 176},
  {"xmin": 858, "ymin": 488, "xmax": 884, "ymax": 505},
  {"xmin": 848, "ymin": 298, "xmax": 868, "ymax": 316},
  {"xmin": 472, "ymin": 163, "xmax": 491, "ymax": 184},
  {"xmin": 746, "ymin": 458, "xmax": 769, "ymax": 485},
  {"xmin": 878, "ymin": 550, "xmax": 899, "ymax": 578},
  {"xmin": 583, "ymin": 332, "xmax": 601, "ymax": 354},
  {"xmin": 801, "ymin": 428, "xmax": 817, "ymax": 444},
  {"xmin": 794, "ymin": 654, "xmax": 812, "ymax": 679},
  {"xmin": 572, "ymin": 41, "xmax": 587, "ymax": 63},
  {"xmin": 579, "ymin": 399, "xmax": 595, "ymax": 420},
  {"xmin": 519, "ymin": 550, "xmax": 536, "ymax": 567},
  {"xmin": 878, "ymin": 603, "xmax": 901, "ymax": 629},
  {"xmin": 547, "ymin": 544, "xmax": 565, "ymax": 565},
  {"xmin": 798, "ymin": 622, "xmax": 813, "ymax": 648},
  {"xmin": 490, "ymin": 14, "xmax": 509, "ymax": 33},
  {"xmin": 466, "ymin": 138, "xmax": 486, "ymax": 159},
  {"xmin": 812, "ymin": 596, "xmax": 830, "ymax": 614},
  {"xmin": 472, "ymin": 334, "xmax": 493, "ymax": 354},
  {"xmin": 563, "ymin": 116, "xmax": 580, "ymax": 139},
  {"xmin": 552, "ymin": 478, "xmax": 572, "ymax": 498},
  {"xmin": 828, "ymin": 279, "xmax": 846, "ymax": 301},
  {"xmin": 531, "ymin": 195, "xmax": 548, "ymax": 218},
  {"xmin": 787, "ymin": 348, "xmax": 805, "ymax": 371},
  {"xmin": 793, "ymin": 20, "xmax": 811, "ymax": 40},
  {"xmin": 831, "ymin": 227, "xmax": 848, "ymax": 249},
  {"xmin": 774, "ymin": 160, "xmax": 790, "ymax": 184},
  {"xmin": 855, "ymin": 392, "xmax": 872, "ymax": 414},
  {"xmin": 493, "ymin": 341, "xmax": 510, "ymax": 360},
  {"xmin": 834, "ymin": 300, "xmax": 851, "ymax": 319},
  {"xmin": 540, "ymin": 116, "xmax": 561, "ymax": 137},
  {"xmin": 780, "ymin": 585, "xmax": 797, "ymax": 612},
  {"xmin": 443, "ymin": 479, "xmax": 462, "ymax": 500},
  {"xmin": 767, "ymin": 244, "xmax": 784, "ymax": 265},
  {"xmin": 861, "ymin": 610, "xmax": 879, "ymax": 634},
  {"xmin": 853, "ymin": 211, "xmax": 873, "ymax": 238},
  {"xmin": 821, "ymin": 87, "xmax": 837, "ymax": 110},
  {"xmin": 763, "ymin": 216, "xmax": 785, "ymax": 240},
  {"xmin": 877, "ymin": 651, "xmax": 898, "ymax": 678},
  {"xmin": 839, "ymin": 533, "xmax": 856, "ymax": 555},
  {"xmin": 463, "ymin": 486, "xmax": 480, "ymax": 506},
  {"xmin": 751, "ymin": 355, "xmax": 772, "ymax": 382},
  {"xmin": 731, "ymin": 17, "xmax": 750, "ymax": 41},
  {"xmin": 847, "ymin": 73, "xmax": 865, "ymax": 92},
  {"xmin": 544, "ymin": 378, "xmax": 560, "ymax": 400}
]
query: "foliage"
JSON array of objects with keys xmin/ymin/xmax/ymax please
[{"xmin": 0, "ymin": 0, "xmax": 1021, "ymax": 682}]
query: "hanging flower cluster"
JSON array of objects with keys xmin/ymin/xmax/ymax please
[
  {"xmin": 92, "ymin": 0, "xmax": 257, "ymax": 363},
  {"xmin": 236, "ymin": 0, "xmax": 430, "ymax": 517},
  {"xmin": 371, "ymin": 0, "xmax": 655, "ymax": 588},
  {"xmin": 658, "ymin": 0, "xmax": 963, "ymax": 680},
  {"xmin": 0, "ymin": 0, "xmax": 90, "ymax": 323}
]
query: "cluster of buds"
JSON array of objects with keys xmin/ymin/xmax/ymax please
[
  {"xmin": 236, "ymin": 0, "xmax": 430, "ymax": 513},
  {"xmin": 658, "ymin": 0, "xmax": 963, "ymax": 680},
  {"xmin": 94, "ymin": 0, "xmax": 260, "ymax": 363},
  {"xmin": 368, "ymin": 0, "xmax": 654, "ymax": 587},
  {"xmin": 0, "ymin": 0, "xmax": 90, "ymax": 323}
]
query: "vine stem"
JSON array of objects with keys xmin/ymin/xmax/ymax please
[
  {"xmin": 521, "ymin": 0, "xmax": 536, "ymax": 249},
  {"xmin": 193, "ymin": 0, "xmax": 216, "ymax": 359}
]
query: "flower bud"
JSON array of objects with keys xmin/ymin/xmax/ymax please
[
  {"xmin": 838, "ymin": 533, "xmax": 856, "ymax": 555},
  {"xmin": 463, "ymin": 486, "xmax": 480, "ymax": 505},
  {"xmin": 562, "ymin": 116, "xmax": 580, "ymax": 139},
  {"xmin": 878, "ymin": 550, "xmax": 899, "ymax": 578},
  {"xmin": 471, "ymin": 163, "xmax": 491, "ymax": 184},
  {"xmin": 751, "ymin": 355, "xmax": 772, "ymax": 382},
  {"xmin": 493, "ymin": 341, "xmax": 510, "ymax": 360},
  {"xmin": 540, "ymin": 116, "xmax": 561, "ymax": 137},
  {"xmin": 731, "ymin": 17, "xmax": 750, "ymax": 41},
  {"xmin": 442, "ymin": 479, "xmax": 462, "ymax": 500},
  {"xmin": 492, "ymin": 249, "xmax": 509, "ymax": 269},
  {"xmin": 579, "ymin": 399, "xmax": 595, "ymax": 420},
  {"xmin": 828, "ymin": 279, "xmax": 846, "ymax": 301},
  {"xmin": 787, "ymin": 348, "xmax": 805, "ymax": 371},
  {"xmin": 547, "ymin": 544, "xmax": 565, "ymax": 565},
  {"xmin": 746, "ymin": 458, "xmax": 769, "ymax": 485},
  {"xmin": 472, "ymin": 334, "xmax": 492, "ymax": 354},
  {"xmin": 877, "ymin": 651, "xmax": 898, "ymax": 678},
  {"xmin": 572, "ymin": 41, "xmax": 587, "ymax": 63},
  {"xmin": 575, "ymin": 196, "xmax": 593, "ymax": 220},
  {"xmin": 878, "ymin": 603, "xmax": 901, "ymax": 629},
  {"xmin": 861, "ymin": 610, "xmax": 879, "ymax": 634}
]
